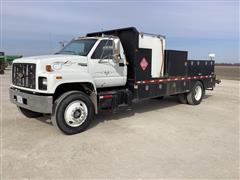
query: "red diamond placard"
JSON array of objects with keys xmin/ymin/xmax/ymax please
[{"xmin": 140, "ymin": 57, "xmax": 148, "ymax": 71}]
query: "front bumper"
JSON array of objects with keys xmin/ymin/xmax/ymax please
[{"xmin": 9, "ymin": 88, "xmax": 53, "ymax": 113}]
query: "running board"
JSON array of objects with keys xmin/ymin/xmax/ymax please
[{"xmin": 98, "ymin": 89, "xmax": 133, "ymax": 112}]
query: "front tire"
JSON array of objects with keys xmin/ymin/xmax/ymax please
[
  {"xmin": 52, "ymin": 91, "xmax": 94, "ymax": 135},
  {"xmin": 187, "ymin": 81, "xmax": 204, "ymax": 105},
  {"xmin": 18, "ymin": 107, "xmax": 43, "ymax": 118}
]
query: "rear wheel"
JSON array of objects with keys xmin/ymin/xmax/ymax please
[
  {"xmin": 52, "ymin": 91, "xmax": 94, "ymax": 135},
  {"xmin": 187, "ymin": 81, "xmax": 204, "ymax": 105},
  {"xmin": 18, "ymin": 107, "xmax": 43, "ymax": 118},
  {"xmin": 177, "ymin": 93, "xmax": 188, "ymax": 104}
]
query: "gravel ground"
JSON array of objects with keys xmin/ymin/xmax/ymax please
[{"xmin": 1, "ymin": 69, "xmax": 239, "ymax": 179}]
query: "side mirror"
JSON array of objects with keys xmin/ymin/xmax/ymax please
[{"xmin": 112, "ymin": 39, "xmax": 120, "ymax": 62}]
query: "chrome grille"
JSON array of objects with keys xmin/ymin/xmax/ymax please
[{"xmin": 12, "ymin": 63, "xmax": 36, "ymax": 89}]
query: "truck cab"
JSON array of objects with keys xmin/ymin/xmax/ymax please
[{"xmin": 10, "ymin": 34, "xmax": 130, "ymax": 134}]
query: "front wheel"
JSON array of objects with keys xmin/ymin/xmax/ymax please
[
  {"xmin": 52, "ymin": 91, "xmax": 94, "ymax": 135},
  {"xmin": 187, "ymin": 81, "xmax": 204, "ymax": 105}
]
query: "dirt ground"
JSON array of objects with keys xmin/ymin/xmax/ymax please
[
  {"xmin": 215, "ymin": 65, "xmax": 240, "ymax": 81},
  {"xmin": 0, "ymin": 69, "xmax": 239, "ymax": 179}
]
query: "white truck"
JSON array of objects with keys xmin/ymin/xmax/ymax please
[{"xmin": 10, "ymin": 27, "xmax": 217, "ymax": 134}]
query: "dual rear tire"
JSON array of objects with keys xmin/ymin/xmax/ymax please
[{"xmin": 178, "ymin": 81, "xmax": 204, "ymax": 105}]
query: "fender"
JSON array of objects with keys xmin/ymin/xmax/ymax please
[{"xmin": 48, "ymin": 72, "xmax": 98, "ymax": 114}]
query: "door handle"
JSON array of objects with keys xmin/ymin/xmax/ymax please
[
  {"xmin": 78, "ymin": 63, "xmax": 87, "ymax": 66},
  {"xmin": 98, "ymin": 59, "xmax": 109, "ymax": 63},
  {"xmin": 119, "ymin": 63, "xmax": 125, "ymax": 67}
]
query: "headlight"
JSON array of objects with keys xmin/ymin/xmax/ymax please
[{"xmin": 38, "ymin": 77, "xmax": 47, "ymax": 90}]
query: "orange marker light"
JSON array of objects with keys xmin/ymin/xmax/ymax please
[
  {"xmin": 56, "ymin": 76, "xmax": 62, "ymax": 80},
  {"xmin": 46, "ymin": 65, "xmax": 53, "ymax": 72}
]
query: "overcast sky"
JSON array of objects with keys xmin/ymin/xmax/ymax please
[{"xmin": 1, "ymin": 1, "xmax": 239, "ymax": 63}]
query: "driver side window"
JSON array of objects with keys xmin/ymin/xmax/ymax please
[{"xmin": 91, "ymin": 40, "xmax": 113, "ymax": 59}]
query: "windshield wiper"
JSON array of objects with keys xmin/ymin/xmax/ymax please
[{"xmin": 59, "ymin": 50, "xmax": 77, "ymax": 55}]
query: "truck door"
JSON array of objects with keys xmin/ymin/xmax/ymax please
[{"xmin": 89, "ymin": 39, "xmax": 126, "ymax": 88}]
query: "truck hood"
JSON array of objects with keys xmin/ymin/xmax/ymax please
[{"xmin": 13, "ymin": 54, "xmax": 88, "ymax": 64}]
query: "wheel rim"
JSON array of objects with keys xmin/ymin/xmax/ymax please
[
  {"xmin": 64, "ymin": 100, "xmax": 88, "ymax": 127},
  {"xmin": 194, "ymin": 85, "xmax": 202, "ymax": 101}
]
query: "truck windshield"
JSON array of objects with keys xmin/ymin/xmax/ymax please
[{"xmin": 57, "ymin": 39, "xmax": 97, "ymax": 56}]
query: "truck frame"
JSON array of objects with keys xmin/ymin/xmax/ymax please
[{"xmin": 9, "ymin": 27, "xmax": 218, "ymax": 134}]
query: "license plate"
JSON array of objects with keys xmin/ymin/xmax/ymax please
[{"xmin": 16, "ymin": 95, "xmax": 23, "ymax": 104}]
